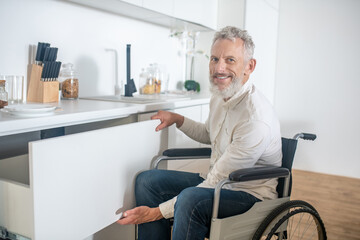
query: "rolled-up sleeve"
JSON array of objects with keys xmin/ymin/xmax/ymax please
[{"xmin": 159, "ymin": 196, "xmax": 177, "ymax": 219}]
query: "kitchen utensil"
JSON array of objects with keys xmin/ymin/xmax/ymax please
[{"xmin": 35, "ymin": 42, "xmax": 50, "ymax": 65}]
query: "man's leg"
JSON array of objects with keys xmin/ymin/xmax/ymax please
[
  {"xmin": 135, "ymin": 169, "xmax": 204, "ymax": 240},
  {"xmin": 172, "ymin": 187, "xmax": 261, "ymax": 240}
]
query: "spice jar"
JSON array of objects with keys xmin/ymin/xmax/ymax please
[
  {"xmin": 0, "ymin": 80, "xmax": 8, "ymax": 108},
  {"xmin": 59, "ymin": 63, "xmax": 79, "ymax": 99}
]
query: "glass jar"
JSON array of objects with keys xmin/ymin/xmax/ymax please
[
  {"xmin": 139, "ymin": 64, "xmax": 162, "ymax": 95},
  {"xmin": 152, "ymin": 63, "xmax": 162, "ymax": 94},
  {"xmin": 139, "ymin": 68, "xmax": 153, "ymax": 94},
  {"xmin": 59, "ymin": 63, "xmax": 79, "ymax": 99},
  {"xmin": 0, "ymin": 80, "xmax": 8, "ymax": 108}
]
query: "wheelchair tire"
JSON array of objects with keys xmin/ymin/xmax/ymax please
[{"xmin": 252, "ymin": 200, "xmax": 327, "ymax": 240}]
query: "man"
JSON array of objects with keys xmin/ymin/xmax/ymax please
[{"xmin": 118, "ymin": 26, "xmax": 282, "ymax": 240}]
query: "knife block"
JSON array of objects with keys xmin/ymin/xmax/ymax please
[{"xmin": 27, "ymin": 64, "xmax": 59, "ymax": 103}]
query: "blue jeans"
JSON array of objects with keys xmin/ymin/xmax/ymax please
[{"xmin": 135, "ymin": 169, "xmax": 260, "ymax": 240}]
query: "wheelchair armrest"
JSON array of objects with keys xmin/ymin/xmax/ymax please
[
  {"xmin": 163, "ymin": 148, "xmax": 211, "ymax": 157},
  {"xmin": 153, "ymin": 148, "xmax": 211, "ymax": 169},
  {"xmin": 229, "ymin": 167, "xmax": 290, "ymax": 182},
  {"xmin": 212, "ymin": 167, "xmax": 290, "ymax": 220}
]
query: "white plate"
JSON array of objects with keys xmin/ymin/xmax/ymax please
[
  {"xmin": 4, "ymin": 104, "xmax": 56, "ymax": 113},
  {"xmin": 1, "ymin": 108, "xmax": 55, "ymax": 118}
]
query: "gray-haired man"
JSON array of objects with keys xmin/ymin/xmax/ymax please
[{"xmin": 118, "ymin": 26, "xmax": 282, "ymax": 240}]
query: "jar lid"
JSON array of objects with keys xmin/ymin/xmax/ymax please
[{"xmin": 60, "ymin": 63, "xmax": 78, "ymax": 77}]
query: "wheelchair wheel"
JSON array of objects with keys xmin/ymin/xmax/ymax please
[{"xmin": 252, "ymin": 200, "xmax": 326, "ymax": 240}]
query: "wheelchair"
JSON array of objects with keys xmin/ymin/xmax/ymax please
[{"xmin": 153, "ymin": 133, "xmax": 327, "ymax": 240}]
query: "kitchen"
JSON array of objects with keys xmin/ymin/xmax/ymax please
[{"xmin": 1, "ymin": 0, "xmax": 360, "ymax": 239}]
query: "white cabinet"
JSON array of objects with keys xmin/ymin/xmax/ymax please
[
  {"xmin": 121, "ymin": 0, "xmax": 142, "ymax": 7},
  {"xmin": 0, "ymin": 120, "xmax": 162, "ymax": 240},
  {"xmin": 168, "ymin": 105, "xmax": 202, "ymax": 148},
  {"xmin": 143, "ymin": 0, "xmax": 173, "ymax": 16},
  {"xmin": 167, "ymin": 104, "xmax": 210, "ymax": 174},
  {"xmin": 65, "ymin": 0, "xmax": 218, "ymax": 31},
  {"xmin": 217, "ymin": 0, "xmax": 246, "ymax": 29},
  {"xmin": 173, "ymin": 0, "xmax": 218, "ymax": 30}
]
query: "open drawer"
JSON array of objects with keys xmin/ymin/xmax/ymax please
[{"xmin": 0, "ymin": 120, "xmax": 164, "ymax": 239}]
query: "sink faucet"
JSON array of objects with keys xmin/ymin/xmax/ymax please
[
  {"xmin": 105, "ymin": 48, "xmax": 122, "ymax": 96},
  {"xmin": 124, "ymin": 44, "xmax": 137, "ymax": 97}
]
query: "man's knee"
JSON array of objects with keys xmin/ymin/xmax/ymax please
[
  {"xmin": 175, "ymin": 187, "xmax": 212, "ymax": 212},
  {"xmin": 135, "ymin": 169, "xmax": 168, "ymax": 192}
]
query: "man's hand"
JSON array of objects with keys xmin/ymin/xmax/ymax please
[
  {"xmin": 117, "ymin": 206, "xmax": 163, "ymax": 225},
  {"xmin": 151, "ymin": 110, "xmax": 184, "ymax": 131}
]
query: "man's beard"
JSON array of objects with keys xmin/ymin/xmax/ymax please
[{"xmin": 209, "ymin": 74, "xmax": 244, "ymax": 99}]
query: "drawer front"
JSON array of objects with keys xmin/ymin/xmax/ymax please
[{"xmin": 29, "ymin": 120, "xmax": 161, "ymax": 239}]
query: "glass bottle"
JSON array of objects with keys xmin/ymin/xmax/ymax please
[
  {"xmin": 140, "ymin": 65, "xmax": 155, "ymax": 95},
  {"xmin": 152, "ymin": 63, "xmax": 162, "ymax": 94},
  {"xmin": 59, "ymin": 63, "xmax": 79, "ymax": 99},
  {"xmin": 0, "ymin": 80, "xmax": 8, "ymax": 108}
]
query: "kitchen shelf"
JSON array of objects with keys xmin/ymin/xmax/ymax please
[{"xmin": 64, "ymin": 0, "xmax": 216, "ymax": 32}]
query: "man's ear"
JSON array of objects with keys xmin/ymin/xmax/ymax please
[{"xmin": 244, "ymin": 59, "xmax": 256, "ymax": 76}]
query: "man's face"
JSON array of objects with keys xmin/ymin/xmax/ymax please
[{"xmin": 209, "ymin": 38, "xmax": 248, "ymax": 91}]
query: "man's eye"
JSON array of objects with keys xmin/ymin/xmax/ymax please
[
  {"xmin": 211, "ymin": 57, "xmax": 218, "ymax": 62},
  {"xmin": 228, "ymin": 58, "xmax": 235, "ymax": 62}
]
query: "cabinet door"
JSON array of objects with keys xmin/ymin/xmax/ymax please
[
  {"xmin": 173, "ymin": 0, "xmax": 218, "ymax": 29},
  {"xmin": 29, "ymin": 120, "xmax": 162, "ymax": 239},
  {"xmin": 168, "ymin": 105, "xmax": 202, "ymax": 148},
  {"xmin": 121, "ymin": 0, "xmax": 143, "ymax": 7},
  {"xmin": 143, "ymin": 0, "xmax": 173, "ymax": 16},
  {"xmin": 167, "ymin": 105, "xmax": 210, "ymax": 174}
]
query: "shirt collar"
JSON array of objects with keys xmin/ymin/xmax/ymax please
[{"xmin": 222, "ymin": 81, "xmax": 252, "ymax": 108}]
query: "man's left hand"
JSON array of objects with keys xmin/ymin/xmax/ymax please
[{"xmin": 117, "ymin": 206, "xmax": 163, "ymax": 225}]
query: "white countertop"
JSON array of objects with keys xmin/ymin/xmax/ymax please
[{"xmin": 0, "ymin": 94, "xmax": 210, "ymax": 137}]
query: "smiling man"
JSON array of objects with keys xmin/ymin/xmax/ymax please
[{"xmin": 117, "ymin": 26, "xmax": 282, "ymax": 240}]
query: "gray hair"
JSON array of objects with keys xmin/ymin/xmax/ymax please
[{"xmin": 212, "ymin": 26, "xmax": 255, "ymax": 61}]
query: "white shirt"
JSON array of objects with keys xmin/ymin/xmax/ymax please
[{"xmin": 159, "ymin": 82, "xmax": 282, "ymax": 219}]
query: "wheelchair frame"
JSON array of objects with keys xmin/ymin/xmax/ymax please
[{"xmin": 153, "ymin": 133, "xmax": 327, "ymax": 240}]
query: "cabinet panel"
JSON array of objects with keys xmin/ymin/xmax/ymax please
[
  {"xmin": 168, "ymin": 105, "xmax": 202, "ymax": 148},
  {"xmin": 28, "ymin": 120, "xmax": 162, "ymax": 239},
  {"xmin": 167, "ymin": 105, "xmax": 210, "ymax": 174},
  {"xmin": 143, "ymin": 0, "xmax": 173, "ymax": 16},
  {"xmin": 122, "ymin": 0, "xmax": 142, "ymax": 7},
  {"xmin": 173, "ymin": 0, "xmax": 218, "ymax": 29}
]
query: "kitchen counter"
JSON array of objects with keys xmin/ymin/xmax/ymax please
[
  {"xmin": 0, "ymin": 94, "xmax": 210, "ymax": 137},
  {"xmin": 0, "ymin": 94, "xmax": 210, "ymax": 240}
]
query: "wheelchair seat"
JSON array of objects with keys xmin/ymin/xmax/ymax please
[{"xmin": 153, "ymin": 133, "xmax": 327, "ymax": 240}]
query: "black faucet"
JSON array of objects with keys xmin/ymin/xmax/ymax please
[{"xmin": 124, "ymin": 44, "xmax": 137, "ymax": 97}]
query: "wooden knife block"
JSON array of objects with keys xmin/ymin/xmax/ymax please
[{"xmin": 27, "ymin": 64, "xmax": 59, "ymax": 103}]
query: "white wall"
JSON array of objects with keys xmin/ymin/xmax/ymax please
[
  {"xmin": 0, "ymin": 0, "xmax": 184, "ymax": 98},
  {"xmin": 275, "ymin": 0, "xmax": 360, "ymax": 178},
  {"xmin": 245, "ymin": 0, "xmax": 279, "ymax": 104}
]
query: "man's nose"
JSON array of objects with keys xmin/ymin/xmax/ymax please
[{"xmin": 215, "ymin": 59, "xmax": 226, "ymax": 73}]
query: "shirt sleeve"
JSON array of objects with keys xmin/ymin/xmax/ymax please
[
  {"xmin": 159, "ymin": 196, "xmax": 177, "ymax": 219},
  {"xmin": 197, "ymin": 120, "xmax": 271, "ymax": 188},
  {"xmin": 178, "ymin": 117, "xmax": 211, "ymax": 144}
]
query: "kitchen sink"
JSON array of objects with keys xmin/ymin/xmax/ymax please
[{"xmin": 82, "ymin": 94, "xmax": 191, "ymax": 104}]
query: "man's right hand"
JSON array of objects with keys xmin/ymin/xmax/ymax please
[{"xmin": 151, "ymin": 110, "xmax": 184, "ymax": 131}]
